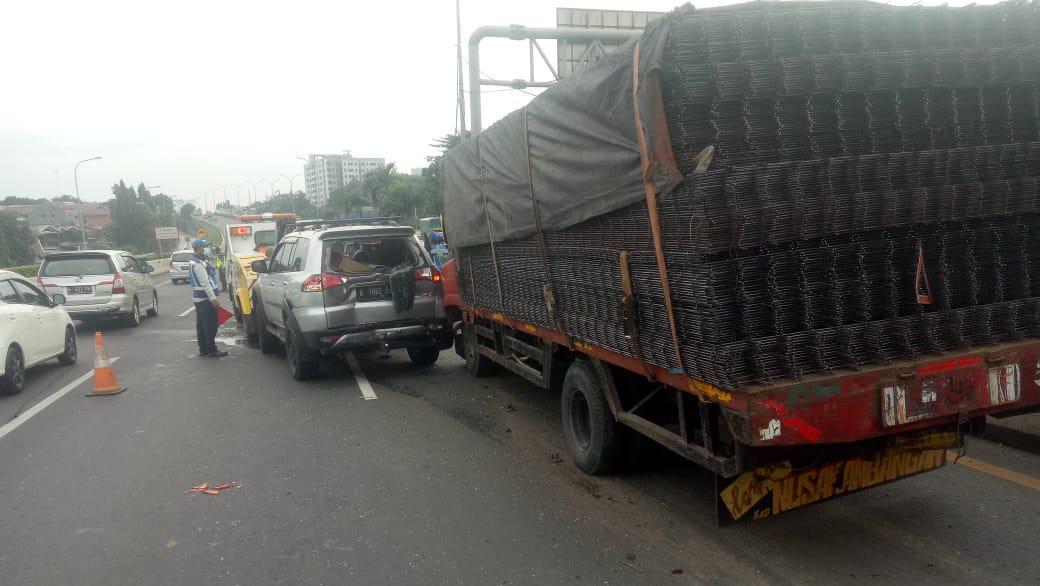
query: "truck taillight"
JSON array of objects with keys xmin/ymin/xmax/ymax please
[
  {"xmin": 112, "ymin": 273, "xmax": 125, "ymax": 294},
  {"xmin": 302, "ymin": 274, "xmax": 348, "ymax": 292},
  {"xmin": 414, "ymin": 266, "xmax": 442, "ymax": 282}
]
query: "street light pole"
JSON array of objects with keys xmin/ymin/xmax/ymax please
[
  {"xmin": 73, "ymin": 156, "xmax": 102, "ymax": 249},
  {"xmin": 279, "ymin": 172, "xmax": 302, "ymax": 215}
]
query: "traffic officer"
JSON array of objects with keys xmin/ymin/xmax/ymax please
[
  {"xmin": 214, "ymin": 246, "xmax": 227, "ymax": 291},
  {"xmin": 188, "ymin": 238, "xmax": 227, "ymax": 358}
]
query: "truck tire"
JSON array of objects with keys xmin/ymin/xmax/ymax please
[
  {"xmin": 463, "ymin": 325, "xmax": 494, "ymax": 377},
  {"xmin": 407, "ymin": 347, "xmax": 439, "ymax": 366},
  {"xmin": 561, "ymin": 359, "xmax": 621, "ymax": 475},
  {"xmin": 254, "ymin": 295, "xmax": 280, "ymax": 355}
]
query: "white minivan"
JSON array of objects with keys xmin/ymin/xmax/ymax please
[{"xmin": 0, "ymin": 270, "xmax": 77, "ymax": 394}]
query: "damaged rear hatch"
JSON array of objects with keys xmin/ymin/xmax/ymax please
[{"xmin": 320, "ymin": 227, "xmax": 444, "ymax": 330}]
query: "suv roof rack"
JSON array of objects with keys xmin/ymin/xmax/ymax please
[{"xmin": 284, "ymin": 217, "xmax": 403, "ymax": 232}]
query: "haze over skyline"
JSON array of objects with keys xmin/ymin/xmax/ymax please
[{"xmin": 0, "ymin": 0, "xmax": 987, "ymax": 206}]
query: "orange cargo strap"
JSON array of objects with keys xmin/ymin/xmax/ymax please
[
  {"xmin": 915, "ymin": 243, "xmax": 933, "ymax": 304},
  {"xmin": 632, "ymin": 41, "xmax": 685, "ymax": 373},
  {"xmin": 522, "ymin": 107, "xmax": 567, "ymax": 338},
  {"xmin": 619, "ymin": 250, "xmax": 654, "ymax": 379}
]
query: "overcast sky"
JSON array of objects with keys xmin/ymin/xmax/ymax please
[{"xmin": 0, "ymin": 0, "xmax": 987, "ymax": 207}]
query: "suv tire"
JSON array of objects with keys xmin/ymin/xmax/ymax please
[
  {"xmin": 286, "ymin": 327, "xmax": 320, "ymax": 381},
  {"xmin": 254, "ymin": 295, "xmax": 280, "ymax": 354},
  {"xmin": 407, "ymin": 347, "xmax": 439, "ymax": 367}
]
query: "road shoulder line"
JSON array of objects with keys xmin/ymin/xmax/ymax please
[
  {"xmin": 0, "ymin": 357, "xmax": 120, "ymax": 441},
  {"xmin": 948, "ymin": 450, "xmax": 1040, "ymax": 492},
  {"xmin": 345, "ymin": 354, "xmax": 377, "ymax": 401}
]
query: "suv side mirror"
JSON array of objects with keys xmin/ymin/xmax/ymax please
[
  {"xmin": 251, "ymin": 259, "xmax": 268, "ymax": 274},
  {"xmin": 51, "ymin": 293, "xmax": 66, "ymax": 305}
]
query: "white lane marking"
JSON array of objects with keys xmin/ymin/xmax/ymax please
[
  {"xmin": 345, "ymin": 354, "xmax": 377, "ymax": 401},
  {"xmin": 0, "ymin": 357, "xmax": 120, "ymax": 442},
  {"xmin": 178, "ymin": 306, "xmax": 196, "ymax": 317},
  {"xmin": 155, "ymin": 280, "xmax": 172, "ymax": 288}
]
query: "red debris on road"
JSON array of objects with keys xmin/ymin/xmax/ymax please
[{"xmin": 185, "ymin": 481, "xmax": 240, "ymax": 496}]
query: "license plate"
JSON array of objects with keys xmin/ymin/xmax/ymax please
[
  {"xmin": 357, "ymin": 285, "xmax": 390, "ymax": 301},
  {"xmin": 67, "ymin": 286, "xmax": 92, "ymax": 295}
]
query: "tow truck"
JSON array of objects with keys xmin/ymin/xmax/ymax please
[{"xmin": 222, "ymin": 213, "xmax": 297, "ymax": 340}]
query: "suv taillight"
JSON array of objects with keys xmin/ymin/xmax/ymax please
[
  {"xmin": 112, "ymin": 272, "xmax": 125, "ymax": 294},
  {"xmin": 302, "ymin": 273, "xmax": 348, "ymax": 292},
  {"xmin": 413, "ymin": 266, "xmax": 442, "ymax": 282}
]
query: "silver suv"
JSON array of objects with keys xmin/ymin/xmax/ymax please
[
  {"xmin": 250, "ymin": 219, "xmax": 452, "ymax": 380},
  {"xmin": 37, "ymin": 250, "xmax": 159, "ymax": 326}
]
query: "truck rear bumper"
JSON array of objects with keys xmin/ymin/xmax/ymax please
[{"xmin": 744, "ymin": 339, "xmax": 1040, "ymax": 448}]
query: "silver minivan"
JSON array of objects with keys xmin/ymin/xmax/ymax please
[
  {"xmin": 250, "ymin": 220, "xmax": 452, "ymax": 380},
  {"xmin": 169, "ymin": 250, "xmax": 194, "ymax": 284},
  {"xmin": 38, "ymin": 250, "xmax": 159, "ymax": 326}
]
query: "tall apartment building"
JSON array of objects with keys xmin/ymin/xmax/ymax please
[{"xmin": 303, "ymin": 152, "xmax": 386, "ymax": 208}]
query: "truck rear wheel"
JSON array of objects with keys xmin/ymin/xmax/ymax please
[
  {"xmin": 561, "ymin": 359, "xmax": 621, "ymax": 475},
  {"xmin": 463, "ymin": 325, "xmax": 493, "ymax": 377}
]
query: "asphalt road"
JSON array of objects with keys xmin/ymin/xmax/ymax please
[{"xmin": 2, "ymin": 277, "xmax": 1039, "ymax": 585}]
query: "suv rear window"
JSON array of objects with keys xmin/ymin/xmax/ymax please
[
  {"xmin": 324, "ymin": 236, "xmax": 424, "ymax": 275},
  {"xmin": 40, "ymin": 255, "xmax": 116, "ymax": 277},
  {"xmin": 171, "ymin": 252, "xmax": 193, "ymax": 262}
]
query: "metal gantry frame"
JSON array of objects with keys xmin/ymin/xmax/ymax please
[{"xmin": 467, "ymin": 25, "xmax": 641, "ymax": 134}]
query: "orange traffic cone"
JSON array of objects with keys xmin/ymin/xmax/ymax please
[{"xmin": 86, "ymin": 332, "xmax": 126, "ymax": 397}]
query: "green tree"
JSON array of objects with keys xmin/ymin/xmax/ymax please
[
  {"xmin": 424, "ymin": 133, "xmax": 461, "ymax": 188},
  {"xmin": 362, "ymin": 163, "xmax": 397, "ymax": 209},
  {"xmin": 2, "ymin": 196, "xmax": 39, "ymax": 205},
  {"xmin": 0, "ymin": 214, "xmax": 35, "ymax": 266},
  {"xmin": 109, "ymin": 179, "xmax": 159, "ymax": 252},
  {"xmin": 179, "ymin": 202, "xmax": 196, "ymax": 221},
  {"xmin": 154, "ymin": 193, "xmax": 176, "ymax": 226},
  {"xmin": 137, "ymin": 183, "xmax": 155, "ymax": 212}
]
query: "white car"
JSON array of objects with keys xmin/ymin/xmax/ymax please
[
  {"xmin": 169, "ymin": 250, "xmax": 194, "ymax": 284},
  {"xmin": 0, "ymin": 270, "xmax": 77, "ymax": 394}
]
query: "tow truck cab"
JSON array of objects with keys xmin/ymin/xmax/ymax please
[{"xmin": 223, "ymin": 213, "xmax": 297, "ymax": 337}]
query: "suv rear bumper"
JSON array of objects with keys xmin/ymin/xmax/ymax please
[{"xmin": 301, "ymin": 320, "xmax": 453, "ymax": 355}]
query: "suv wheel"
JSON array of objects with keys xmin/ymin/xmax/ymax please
[
  {"xmin": 254, "ymin": 295, "xmax": 280, "ymax": 354},
  {"xmin": 126, "ymin": 298, "xmax": 141, "ymax": 327},
  {"xmin": 286, "ymin": 328, "xmax": 319, "ymax": 380},
  {"xmin": 1, "ymin": 345, "xmax": 26, "ymax": 395},
  {"xmin": 407, "ymin": 347, "xmax": 440, "ymax": 367}
]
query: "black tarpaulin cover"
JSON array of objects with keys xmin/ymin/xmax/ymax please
[{"xmin": 443, "ymin": 15, "xmax": 682, "ymax": 248}]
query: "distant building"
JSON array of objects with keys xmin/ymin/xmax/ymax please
[
  {"xmin": 63, "ymin": 202, "xmax": 111, "ymax": 229},
  {"xmin": 303, "ymin": 152, "xmax": 386, "ymax": 208},
  {"xmin": 28, "ymin": 201, "xmax": 71, "ymax": 228},
  {"xmin": 0, "ymin": 204, "xmax": 37, "ymax": 222}
]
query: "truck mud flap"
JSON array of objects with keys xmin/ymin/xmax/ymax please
[{"xmin": 716, "ymin": 427, "xmax": 960, "ymax": 526}]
